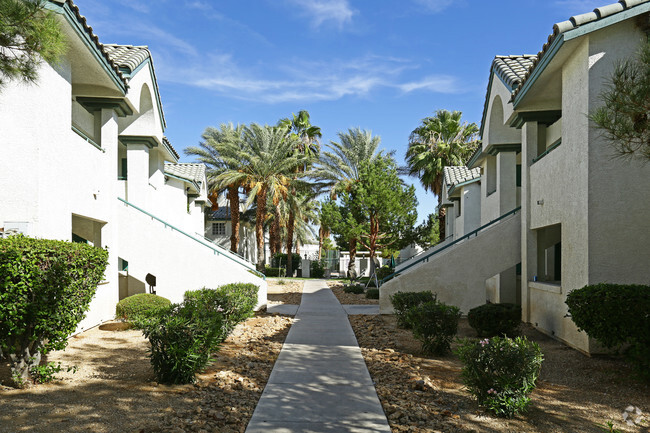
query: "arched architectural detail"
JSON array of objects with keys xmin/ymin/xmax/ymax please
[{"xmin": 488, "ymin": 94, "xmax": 519, "ymax": 145}]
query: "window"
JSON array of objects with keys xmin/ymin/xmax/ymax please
[
  {"xmin": 118, "ymin": 258, "xmax": 128, "ymax": 272},
  {"xmin": 486, "ymin": 156, "xmax": 497, "ymax": 196},
  {"xmin": 535, "ymin": 224, "xmax": 561, "ymax": 283},
  {"xmin": 516, "ymin": 164, "xmax": 521, "ymax": 187},
  {"xmin": 212, "ymin": 222, "xmax": 226, "ymax": 236}
]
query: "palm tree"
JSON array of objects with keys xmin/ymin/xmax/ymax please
[
  {"xmin": 406, "ymin": 110, "xmax": 479, "ymax": 240},
  {"xmin": 213, "ymin": 123, "xmax": 306, "ymax": 270},
  {"xmin": 279, "ymin": 110, "xmax": 321, "ymax": 277},
  {"xmin": 314, "ymin": 127, "xmax": 383, "ymax": 277},
  {"xmin": 185, "ymin": 123, "xmax": 244, "ymax": 253}
]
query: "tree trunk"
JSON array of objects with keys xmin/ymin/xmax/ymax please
[
  {"xmin": 285, "ymin": 210, "xmax": 295, "ymax": 277},
  {"xmin": 347, "ymin": 238, "xmax": 357, "ymax": 280},
  {"xmin": 8, "ymin": 345, "xmax": 41, "ymax": 388},
  {"xmin": 228, "ymin": 185, "xmax": 240, "ymax": 254},
  {"xmin": 295, "ymin": 240, "xmax": 300, "ymax": 256},
  {"xmin": 255, "ymin": 188, "xmax": 267, "ymax": 271},
  {"xmin": 268, "ymin": 218, "xmax": 277, "ymax": 256},
  {"xmin": 273, "ymin": 205, "xmax": 282, "ymax": 255}
]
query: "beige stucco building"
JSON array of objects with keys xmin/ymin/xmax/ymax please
[{"xmin": 381, "ymin": 0, "xmax": 650, "ymax": 353}]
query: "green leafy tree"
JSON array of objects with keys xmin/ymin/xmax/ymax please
[
  {"xmin": 0, "ymin": 0, "xmax": 67, "ymax": 88},
  {"xmin": 414, "ymin": 213, "xmax": 440, "ymax": 249},
  {"xmin": 185, "ymin": 123, "xmax": 244, "ymax": 253},
  {"xmin": 213, "ymin": 124, "xmax": 306, "ymax": 270},
  {"xmin": 591, "ymin": 41, "xmax": 650, "ymax": 160},
  {"xmin": 406, "ymin": 110, "xmax": 478, "ymax": 240},
  {"xmin": 340, "ymin": 155, "xmax": 418, "ymax": 272},
  {"xmin": 314, "ymin": 128, "xmax": 384, "ymax": 276}
]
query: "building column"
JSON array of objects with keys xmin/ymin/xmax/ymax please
[
  {"xmin": 126, "ymin": 143, "xmax": 150, "ymax": 208},
  {"xmin": 497, "ymin": 151, "xmax": 517, "ymax": 214},
  {"xmin": 520, "ymin": 121, "xmax": 538, "ymax": 322}
]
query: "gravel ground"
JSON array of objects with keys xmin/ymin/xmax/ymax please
[
  {"xmin": 266, "ymin": 278, "xmax": 304, "ymax": 305},
  {"xmin": 0, "ymin": 313, "xmax": 294, "ymax": 433},
  {"xmin": 327, "ymin": 281, "xmax": 379, "ymax": 305},
  {"xmin": 349, "ymin": 315, "xmax": 649, "ymax": 433}
]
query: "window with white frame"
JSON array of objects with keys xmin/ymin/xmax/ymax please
[{"xmin": 212, "ymin": 222, "xmax": 226, "ymax": 236}]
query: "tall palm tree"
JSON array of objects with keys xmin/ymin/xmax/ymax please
[
  {"xmin": 406, "ymin": 110, "xmax": 478, "ymax": 240},
  {"xmin": 279, "ymin": 110, "xmax": 321, "ymax": 277},
  {"xmin": 214, "ymin": 123, "xmax": 306, "ymax": 270},
  {"xmin": 185, "ymin": 123, "xmax": 244, "ymax": 253},
  {"xmin": 314, "ymin": 127, "xmax": 383, "ymax": 277}
]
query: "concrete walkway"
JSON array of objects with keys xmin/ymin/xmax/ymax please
[{"xmin": 246, "ymin": 280, "xmax": 391, "ymax": 433}]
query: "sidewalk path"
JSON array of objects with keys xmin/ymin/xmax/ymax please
[{"xmin": 246, "ymin": 280, "xmax": 391, "ymax": 433}]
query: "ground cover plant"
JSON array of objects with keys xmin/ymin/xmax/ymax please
[
  {"xmin": 0, "ymin": 235, "xmax": 108, "ymax": 387},
  {"xmin": 343, "ymin": 283, "xmax": 365, "ymax": 294},
  {"xmin": 365, "ymin": 288, "xmax": 379, "ymax": 299},
  {"xmin": 566, "ymin": 283, "xmax": 650, "ymax": 380},
  {"xmin": 467, "ymin": 302, "xmax": 521, "ymax": 337},
  {"xmin": 456, "ymin": 336, "xmax": 543, "ymax": 417}
]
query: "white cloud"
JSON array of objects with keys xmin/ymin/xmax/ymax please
[
  {"xmin": 412, "ymin": 0, "xmax": 454, "ymax": 13},
  {"xmin": 397, "ymin": 75, "xmax": 460, "ymax": 94},
  {"xmin": 285, "ymin": 0, "xmax": 357, "ymax": 29},
  {"xmin": 159, "ymin": 53, "xmax": 464, "ymax": 104}
]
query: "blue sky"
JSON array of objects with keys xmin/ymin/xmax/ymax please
[{"xmin": 77, "ymin": 0, "xmax": 606, "ymax": 222}]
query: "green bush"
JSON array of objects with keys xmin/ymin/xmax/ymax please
[
  {"xmin": 184, "ymin": 283, "xmax": 258, "ymax": 336},
  {"xmin": 406, "ymin": 300, "xmax": 461, "ymax": 355},
  {"xmin": 262, "ymin": 266, "xmax": 284, "ymax": 277},
  {"xmin": 389, "ymin": 291, "xmax": 437, "ymax": 329},
  {"xmin": 455, "ymin": 336, "xmax": 543, "ymax": 417},
  {"xmin": 365, "ymin": 288, "xmax": 379, "ymax": 299},
  {"xmin": 566, "ymin": 283, "xmax": 650, "ymax": 380},
  {"xmin": 310, "ymin": 259, "xmax": 326, "ymax": 278},
  {"xmin": 115, "ymin": 294, "xmax": 171, "ymax": 323},
  {"xmin": 467, "ymin": 303, "xmax": 521, "ymax": 337},
  {"xmin": 376, "ymin": 265, "xmax": 394, "ymax": 280},
  {"xmin": 0, "ymin": 235, "xmax": 108, "ymax": 387},
  {"xmin": 140, "ymin": 302, "xmax": 223, "ymax": 384},
  {"xmin": 343, "ymin": 284, "xmax": 365, "ymax": 294}
]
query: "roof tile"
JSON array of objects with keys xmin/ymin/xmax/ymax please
[
  {"xmin": 103, "ymin": 45, "xmax": 151, "ymax": 73},
  {"xmin": 444, "ymin": 166, "xmax": 481, "ymax": 190},
  {"xmin": 164, "ymin": 163, "xmax": 206, "ymax": 186}
]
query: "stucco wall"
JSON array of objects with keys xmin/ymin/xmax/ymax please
[
  {"xmin": 118, "ymin": 203, "xmax": 267, "ymax": 308},
  {"xmin": 381, "ymin": 212, "xmax": 520, "ymax": 314},
  {"xmin": 585, "ymin": 22, "xmax": 650, "ymax": 295}
]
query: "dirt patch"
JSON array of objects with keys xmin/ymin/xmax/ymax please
[
  {"xmin": 349, "ymin": 315, "xmax": 649, "ymax": 433},
  {"xmin": 327, "ymin": 281, "xmax": 379, "ymax": 305},
  {"xmin": 0, "ymin": 313, "xmax": 294, "ymax": 433},
  {"xmin": 267, "ymin": 278, "xmax": 304, "ymax": 305}
]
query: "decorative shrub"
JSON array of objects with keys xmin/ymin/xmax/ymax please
[
  {"xmin": 455, "ymin": 336, "xmax": 543, "ymax": 417},
  {"xmin": 389, "ymin": 291, "xmax": 437, "ymax": 329},
  {"xmin": 262, "ymin": 266, "xmax": 284, "ymax": 277},
  {"xmin": 115, "ymin": 294, "xmax": 171, "ymax": 323},
  {"xmin": 406, "ymin": 300, "xmax": 461, "ymax": 355},
  {"xmin": 310, "ymin": 259, "xmax": 327, "ymax": 278},
  {"xmin": 566, "ymin": 283, "xmax": 650, "ymax": 380},
  {"xmin": 0, "ymin": 235, "xmax": 108, "ymax": 387},
  {"xmin": 343, "ymin": 284, "xmax": 365, "ymax": 294},
  {"xmin": 365, "ymin": 288, "xmax": 380, "ymax": 299},
  {"xmin": 140, "ymin": 302, "xmax": 223, "ymax": 384},
  {"xmin": 467, "ymin": 303, "xmax": 521, "ymax": 337},
  {"xmin": 184, "ymin": 283, "xmax": 258, "ymax": 336},
  {"xmin": 376, "ymin": 265, "xmax": 394, "ymax": 280}
]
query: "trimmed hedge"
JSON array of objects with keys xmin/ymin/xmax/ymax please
[
  {"xmin": 406, "ymin": 300, "xmax": 461, "ymax": 355},
  {"xmin": 0, "ymin": 235, "xmax": 108, "ymax": 386},
  {"xmin": 262, "ymin": 267, "xmax": 285, "ymax": 277},
  {"xmin": 566, "ymin": 283, "xmax": 650, "ymax": 380},
  {"xmin": 310, "ymin": 259, "xmax": 326, "ymax": 278},
  {"xmin": 389, "ymin": 291, "xmax": 437, "ymax": 329},
  {"xmin": 365, "ymin": 288, "xmax": 380, "ymax": 299},
  {"xmin": 115, "ymin": 294, "xmax": 171, "ymax": 323},
  {"xmin": 271, "ymin": 253, "xmax": 300, "ymax": 273},
  {"xmin": 468, "ymin": 303, "xmax": 521, "ymax": 337},
  {"xmin": 343, "ymin": 284, "xmax": 365, "ymax": 294}
]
